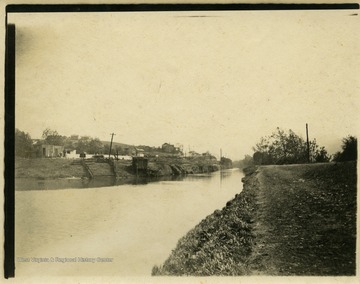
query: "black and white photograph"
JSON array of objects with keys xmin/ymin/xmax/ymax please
[{"xmin": 4, "ymin": 2, "xmax": 359, "ymax": 282}]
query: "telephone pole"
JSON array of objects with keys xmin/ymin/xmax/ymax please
[
  {"xmin": 306, "ymin": 124, "xmax": 310, "ymax": 163},
  {"xmin": 109, "ymin": 133, "xmax": 116, "ymax": 159}
]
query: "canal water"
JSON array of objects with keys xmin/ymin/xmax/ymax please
[{"xmin": 15, "ymin": 168, "xmax": 244, "ymax": 277}]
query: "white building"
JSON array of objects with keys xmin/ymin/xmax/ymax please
[{"xmin": 64, "ymin": 149, "xmax": 78, "ymax": 159}]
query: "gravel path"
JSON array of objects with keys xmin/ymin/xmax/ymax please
[{"xmin": 248, "ymin": 162, "xmax": 356, "ymax": 275}]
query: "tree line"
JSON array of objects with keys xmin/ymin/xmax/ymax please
[
  {"xmin": 15, "ymin": 128, "xmax": 195, "ymax": 158},
  {"xmin": 235, "ymin": 127, "xmax": 357, "ymax": 167},
  {"xmin": 15, "ymin": 128, "xmax": 112, "ymax": 158}
]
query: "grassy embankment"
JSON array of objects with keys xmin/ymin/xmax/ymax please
[
  {"xmin": 15, "ymin": 155, "xmax": 221, "ymax": 180},
  {"xmin": 15, "ymin": 158, "xmax": 85, "ymax": 179},
  {"xmin": 146, "ymin": 155, "xmax": 220, "ymax": 177},
  {"xmin": 152, "ymin": 162, "xmax": 356, "ymax": 276}
]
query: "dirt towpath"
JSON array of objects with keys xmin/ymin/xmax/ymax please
[{"xmin": 248, "ymin": 163, "xmax": 356, "ymax": 275}]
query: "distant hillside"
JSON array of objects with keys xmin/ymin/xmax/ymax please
[
  {"xmin": 101, "ymin": 141, "xmax": 133, "ymax": 148},
  {"xmin": 101, "ymin": 141, "xmax": 161, "ymax": 152}
]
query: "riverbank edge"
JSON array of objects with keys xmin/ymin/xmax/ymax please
[
  {"xmin": 15, "ymin": 157, "xmax": 223, "ymax": 180},
  {"xmin": 152, "ymin": 166, "xmax": 259, "ymax": 276}
]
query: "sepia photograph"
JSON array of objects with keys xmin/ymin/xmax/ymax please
[{"xmin": 4, "ymin": 2, "xmax": 359, "ymax": 282}]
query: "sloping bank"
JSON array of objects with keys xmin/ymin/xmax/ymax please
[
  {"xmin": 152, "ymin": 166, "xmax": 259, "ymax": 276},
  {"xmin": 146, "ymin": 161, "xmax": 219, "ymax": 177},
  {"xmin": 152, "ymin": 162, "xmax": 356, "ymax": 276},
  {"xmin": 15, "ymin": 157, "xmax": 220, "ymax": 180}
]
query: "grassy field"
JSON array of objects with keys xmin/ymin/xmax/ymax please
[
  {"xmin": 153, "ymin": 162, "xmax": 357, "ymax": 276},
  {"xmin": 15, "ymin": 158, "xmax": 85, "ymax": 179}
]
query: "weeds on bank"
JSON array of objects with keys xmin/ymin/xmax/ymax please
[{"xmin": 152, "ymin": 168, "xmax": 258, "ymax": 276}]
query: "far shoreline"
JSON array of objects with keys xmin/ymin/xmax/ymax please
[{"xmin": 14, "ymin": 157, "xmax": 237, "ymax": 190}]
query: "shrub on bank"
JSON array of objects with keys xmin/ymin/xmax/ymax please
[{"xmin": 333, "ymin": 136, "xmax": 357, "ymax": 162}]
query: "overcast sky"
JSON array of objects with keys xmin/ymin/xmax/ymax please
[{"xmin": 9, "ymin": 10, "xmax": 359, "ymax": 159}]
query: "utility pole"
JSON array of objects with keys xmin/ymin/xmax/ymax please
[
  {"xmin": 306, "ymin": 124, "xmax": 310, "ymax": 163},
  {"xmin": 109, "ymin": 133, "xmax": 116, "ymax": 159}
]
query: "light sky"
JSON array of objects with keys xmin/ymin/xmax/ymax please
[{"xmin": 9, "ymin": 10, "xmax": 360, "ymax": 160}]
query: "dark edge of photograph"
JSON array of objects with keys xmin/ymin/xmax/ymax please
[{"xmin": 4, "ymin": 22, "xmax": 15, "ymax": 279}]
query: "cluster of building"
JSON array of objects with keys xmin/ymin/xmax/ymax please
[{"xmin": 32, "ymin": 140, "xmax": 183, "ymax": 159}]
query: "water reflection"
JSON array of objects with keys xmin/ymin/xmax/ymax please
[
  {"xmin": 15, "ymin": 172, "xmax": 226, "ymax": 191},
  {"xmin": 220, "ymin": 169, "xmax": 233, "ymax": 179},
  {"xmin": 15, "ymin": 168, "xmax": 244, "ymax": 276}
]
